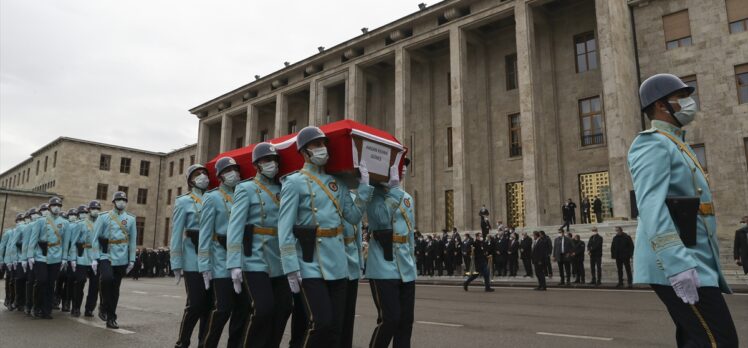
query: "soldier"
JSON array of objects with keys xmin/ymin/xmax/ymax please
[
  {"xmin": 22, "ymin": 208, "xmax": 41, "ymax": 315},
  {"xmin": 341, "ymin": 188, "xmax": 364, "ymax": 348},
  {"xmin": 367, "ymin": 162, "xmax": 417, "ymax": 347},
  {"xmin": 278, "ymin": 126, "xmax": 372, "ymax": 347},
  {"xmin": 69, "ymin": 203, "xmax": 97, "ymax": 317},
  {"xmin": 198, "ymin": 156, "xmax": 245, "ymax": 348},
  {"xmin": 1, "ymin": 216, "xmax": 18, "ymax": 310},
  {"xmin": 56, "ymin": 207, "xmax": 80, "ymax": 312},
  {"xmin": 10, "ymin": 212, "xmax": 30, "ymax": 311},
  {"xmin": 226, "ymin": 143, "xmax": 291, "ymax": 348},
  {"xmin": 27, "ymin": 197, "xmax": 69, "ymax": 319},
  {"xmin": 629, "ymin": 73, "xmax": 738, "ymax": 346},
  {"xmin": 92, "ymin": 191, "xmax": 137, "ymax": 329},
  {"xmin": 171, "ymin": 164, "xmax": 212, "ymax": 347}
]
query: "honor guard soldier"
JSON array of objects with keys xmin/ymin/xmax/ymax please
[
  {"xmin": 57, "ymin": 207, "xmax": 80, "ymax": 312},
  {"xmin": 629, "ymin": 73, "xmax": 738, "ymax": 347},
  {"xmin": 10, "ymin": 212, "xmax": 30, "ymax": 312},
  {"xmin": 198, "ymin": 156, "xmax": 246, "ymax": 348},
  {"xmin": 342, "ymin": 190, "xmax": 364, "ymax": 348},
  {"xmin": 226, "ymin": 143, "xmax": 292, "ymax": 348},
  {"xmin": 22, "ymin": 208, "xmax": 42, "ymax": 315},
  {"xmin": 27, "ymin": 197, "xmax": 69, "ymax": 319},
  {"xmin": 171, "ymin": 164, "xmax": 212, "ymax": 348},
  {"xmin": 69, "ymin": 204, "xmax": 98, "ymax": 317},
  {"xmin": 278, "ymin": 126, "xmax": 373, "ymax": 348},
  {"xmin": 92, "ymin": 191, "xmax": 137, "ymax": 329},
  {"xmin": 366, "ymin": 160, "xmax": 417, "ymax": 348},
  {"xmin": 1, "ymin": 217, "xmax": 17, "ymax": 310}
]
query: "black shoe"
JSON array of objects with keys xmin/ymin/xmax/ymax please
[
  {"xmin": 52, "ymin": 304, "xmax": 60, "ymax": 310},
  {"xmin": 485, "ymin": 288, "xmax": 495, "ymax": 292},
  {"xmin": 588, "ymin": 280, "xmax": 596, "ymax": 284},
  {"xmin": 558, "ymin": 282, "xmax": 565, "ymax": 286},
  {"xmin": 463, "ymin": 282, "xmax": 468, "ymax": 291},
  {"xmin": 61, "ymin": 306, "xmax": 70, "ymax": 312},
  {"xmin": 42, "ymin": 314, "xmax": 53, "ymax": 319},
  {"xmin": 534, "ymin": 287, "xmax": 546, "ymax": 291},
  {"xmin": 98, "ymin": 311, "xmax": 107, "ymax": 322},
  {"xmin": 628, "ymin": 284, "xmax": 633, "ymax": 289},
  {"xmin": 615, "ymin": 283, "xmax": 623, "ymax": 288},
  {"xmin": 84, "ymin": 311, "xmax": 93, "ymax": 317},
  {"xmin": 596, "ymin": 280, "xmax": 602, "ymax": 286},
  {"xmin": 106, "ymin": 319, "xmax": 119, "ymax": 329},
  {"xmin": 71, "ymin": 309, "xmax": 80, "ymax": 317}
]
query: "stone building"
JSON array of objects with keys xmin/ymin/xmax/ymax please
[
  {"xmin": 189, "ymin": 0, "xmax": 748, "ymax": 238},
  {"xmin": 0, "ymin": 137, "xmax": 196, "ymax": 247}
]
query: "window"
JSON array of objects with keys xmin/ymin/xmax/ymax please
[
  {"xmin": 118, "ymin": 186, "xmax": 129, "ymax": 196},
  {"xmin": 691, "ymin": 143, "xmax": 708, "ymax": 172},
  {"xmin": 288, "ymin": 120, "xmax": 298, "ymax": 134},
  {"xmin": 44, "ymin": 156, "xmax": 48, "ymax": 172},
  {"xmin": 681, "ymin": 75, "xmax": 700, "ymax": 109},
  {"xmin": 96, "ymin": 183, "xmax": 109, "ymax": 200},
  {"xmin": 509, "ymin": 113, "xmax": 522, "ymax": 157},
  {"xmin": 100, "ymin": 154, "xmax": 111, "ymax": 171},
  {"xmin": 447, "ymin": 72, "xmax": 452, "ymax": 105},
  {"xmin": 137, "ymin": 188, "xmax": 148, "ymax": 204},
  {"xmin": 727, "ymin": 0, "xmax": 748, "ymax": 33},
  {"xmin": 136, "ymin": 217, "xmax": 145, "ymax": 246},
  {"xmin": 53, "ymin": 151, "xmax": 57, "ymax": 168},
  {"xmin": 663, "ymin": 10, "xmax": 692, "ymax": 49},
  {"xmin": 235, "ymin": 137, "xmax": 244, "ymax": 149},
  {"xmin": 177, "ymin": 187, "xmax": 182, "ymax": 196},
  {"xmin": 574, "ymin": 32, "xmax": 598, "ymax": 72},
  {"xmin": 190, "ymin": 155, "xmax": 195, "ymax": 165},
  {"xmin": 164, "ymin": 218, "xmax": 171, "ymax": 246},
  {"xmin": 179, "ymin": 158, "xmax": 184, "ymax": 175},
  {"xmin": 737, "ymin": 64, "xmax": 748, "ymax": 104},
  {"xmin": 36, "ymin": 160, "xmax": 39, "ymax": 175},
  {"xmin": 167, "ymin": 189, "xmax": 173, "ymax": 205},
  {"xmin": 505, "ymin": 54, "xmax": 518, "ymax": 90},
  {"xmin": 261, "ymin": 129, "xmax": 269, "ymax": 142},
  {"xmin": 26, "ymin": 169, "xmax": 29, "ymax": 183},
  {"xmin": 447, "ymin": 127, "xmax": 453, "ymax": 167},
  {"xmin": 120, "ymin": 157, "xmax": 131, "ymax": 174},
  {"xmin": 139, "ymin": 160, "xmax": 150, "ymax": 176},
  {"xmin": 579, "ymin": 96, "xmax": 605, "ymax": 146},
  {"xmin": 169, "ymin": 161, "xmax": 174, "ymax": 177}
]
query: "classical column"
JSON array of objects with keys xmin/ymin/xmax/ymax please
[
  {"xmin": 309, "ymin": 79, "xmax": 321, "ymax": 126},
  {"xmin": 347, "ymin": 65, "xmax": 366, "ymax": 123},
  {"xmin": 245, "ymin": 104, "xmax": 257, "ymax": 145},
  {"xmin": 595, "ymin": 0, "xmax": 640, "ymax": 219},
  {"xmin": 394, "ymin": 47, "xmax": 411, "ymax": 144},
  {"xmin": 219, "ymin": 113, "xmax": 231, "ymax": 152},
  {"xmin": 274, "ymin": 93, "xmax": 288, "ymax": 138},
  {"xmin": 196, "ymin": 120, "xmax": 210, "ymax": 164},
  {"xmin": 449, "ymin": 26, "xmax": 470, "ymax": 231}
]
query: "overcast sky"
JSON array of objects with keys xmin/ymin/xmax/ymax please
[{"xmin": 0, "ymin": 0, "xmax": 421, "ymax": 172}]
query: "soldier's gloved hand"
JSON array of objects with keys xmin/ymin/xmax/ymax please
[
  {"xmin": 126, "ymin": 262, "xmax": 134, "ymax": 275},
  {"xmin": 28, "ymin": 258, "xmax": 35, "ymax": 270},
  {"xmin": 9, "ymin": 263, "xmax": 15, "ymax": 271},
  {"xmin": 61, "ymin": 262, "xmax": 68, "ymax": 272},
  {"xmin": 71, "ymin": 261, "xmax": 77, "ymax": 272},
  {"xmin": 202, "ymin": 271, "xmax": 212, "ymax": 290},
  {"xmin": 669, "ymin": 268, "xmax": 700, "ymax": 304},
  {"xmin": 358, "ymin": 160, "xmax": 369, "ymax": 185},
  {"xmin": 388, "ymin": 164, "xmax": 400, "ymax": 188},
  {"xmin": 174, "ymin": 269, "xmax": 183, "ymax": 285},
  {"xmin": 287, "ymin": 271, "xmax": 303, "ymax": 294},
  {"xmin": 230, "ymin": 268, "xmax": 243, "ymax": 294},
  {"xmin": 21, "ymin": 261, "xmax": 28, "ymax": 273},
  {"xmin": 91, "ymin": 260, "xmax": 98, "ymax": 275}
]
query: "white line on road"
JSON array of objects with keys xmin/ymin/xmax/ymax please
[
  {"xmin": 416, "ymin": 321, "xmax": 464, "ymax": 328},
  {"xmin": 68, "ymin": 317, "xmax": 135, "ymax": 335},
  {"xmin": 160, "ymin": 294, "xmax": 182, "ymax": 299},
  {"xmin": 132, "ymin": 291, "xmax": 148, "ymax": 294},
  {"xmin": 415, "ymin": 283, "xmax": 655, "ymax": 294},
  {"xmin": 536, "ymin": 332, "xmax": 613, "ymax": 341}
]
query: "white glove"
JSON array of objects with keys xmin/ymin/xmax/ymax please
[
  {"xmin": 287, "ymin": 271, "xmax": 303, "ymax": 294},
  {"xmin": 61, "ymin": 262, "xmax": 67, "ymax": 272},
  {"xmin": 28, "ymin": 258, "xmax": 35, "ymax": 270},
  {"xmin": 91, "ymin": 260, "xmax": 98, "ymax": 275},
  {"xmin": 388, "ymin": 164, "xmax": 400, "ymax": 188},
  {"xmin": 174, "ymin": 269, "xmax": 183, "ymax": 285},
  {"xmin": 71, "ymin": 261, "xmax": 77, "ymax": 272},
  {"xmin": 358, "ymin": 160, "xmax": 369, "ymax": 185},
  {"xmin": 126, "ymin": 262, "xmax": 134, "ymax": 275},
  {"xmin": 21, "ymin": 261, "xmax": 27, "ymax": 272},
  {"xmin": 668, "ymin": 268, "xmax": 700, "ymax": 304},
  {"xmin": 230, "ymin": 268, "xmax": 243, "ymax": 294},
  {"xmin": 202, "ymin": 271, "xmax": 212, "ymax": 290}
]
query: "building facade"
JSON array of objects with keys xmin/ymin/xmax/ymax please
[{"xmin": 189, "ymin": 0, "xmax": 748, "ymax": 238}]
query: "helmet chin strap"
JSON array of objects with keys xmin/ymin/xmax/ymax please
[{"xmin": 661, "ymin": 98, "xmax": 683, "ymax": 128}]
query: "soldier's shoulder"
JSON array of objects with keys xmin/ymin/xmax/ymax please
[
  {"xmin": 639, "ymin": 127, "xmax": 658, "ymax": 135},
  {"xmin": 238, "ymin": 177, "xmax": 254, "ymax": 185},
  {"xmin": 281, "ymin": 171, "xmax": 301, "ymax": 181},
  {"xmin": 125, "ymin": 212, "xmax": 136, "ymax": 218}
]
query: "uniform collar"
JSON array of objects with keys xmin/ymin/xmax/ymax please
[
  {"xmin": 219, "ymin": 184, "xmax": 234, "ymax": 194},
  {"xmin": 651, "ymin": 120, "xmax": 686, "ymax": 140},
  {"xmin": 191, "ymin": 188, "xmax": 204, "ymax": 197},
  {"xmin": 303, "ymin": 162, "xmax": 325, "ymax": 174},
  {"xmin": 255, "ymin": 173, "xmax": 275, "ymax": 186}
]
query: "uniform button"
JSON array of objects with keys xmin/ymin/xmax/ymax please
[
  {"xmin": 697, "ymin": 187, "xmax": 702, "ymax": 194},
  {"xmin": 312, "ymin": 193, "xmax": 316, "ymax": 197},
  {"xmin": 317, "ymin": 239, "xmax": 322, "ymax": 243},
  {"xmin": 313, "ymin": 208, "xmax": 318, "ymax": 212},
  {"xmin": 261, "ymin": 201, "xmax": 265, "ymax": 206},
  {"xmin": 262, "ymin": 214, "xmax": 267, "ymax": 218}
]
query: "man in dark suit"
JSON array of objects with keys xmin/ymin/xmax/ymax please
[
  {"xmin": 572, "ymin": 235, "xmax": 585, "ymax": 284},
  {"xmin": 581, "ymin": 197, "xmax": 591, "ymax": 224},
  {"xmin": 461, "ymin": 234, "xmax": 473, "ymax": 275},
  {"xmin": 520, "ymin": 232, "xmax": 533, "ymax": 277},
  {"xmin": 424, "ymin": 236, "xmax": 435, "ymax": 276},
  {"xmin": 495, "ymin": 233, "xmax": 508, "ymax": 276},
  {"xmin": 435, "ymin": 233, "xmax": 445, "ymax": 276},
  {"xmin": 611, "ymin": 226, "xmax": 634, "ymax": 288},
  {"xmin": 531, "ymin": 231, "xmax": 548, "ymax": 291},
  {"xmin": 593, "ymin": 196, "xmax": 603, "ymax": 223},
  {"xmin": 540, "ymin": 231, "xmax": 552, "ymax": 278},
  {"xmin": 553, "ymin": 229, "xmax": 573, "ymax": 285},
  {"xmin": 735, "ymin": 216, "xmax": 748, "ymax": 275},
  {"xmin": 507, "ymin": 233, "xmax": 520, "ymax": 277},
  {"xmin": 587, "ymin": 227, "xmax": 603, "ymax": 285},
  {"xmin": 463, "ymin": 233, "xmax": 494, "ymax": 292}
]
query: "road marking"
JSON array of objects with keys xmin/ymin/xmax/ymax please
[
  {"xmin": 416, "ymin": 320, "xmax": 463, "ymax": 328},
  {"xmin": 132, "ymin": 291, "xmax": 148, "ymax": 294},
  {"xmin": 414, "ymin": 283, "xmax": 655, "ymax": 294},
  {"xmin": 536, "ymin": 332, "xmax": 613, "ymax": 341},
  {"xmin": 160, "ymin": 294, "xmax": 182, "ymax": 299},
  {"xmin": 68, "ymin": 317, "xmax": 135, "ymax": 334}
]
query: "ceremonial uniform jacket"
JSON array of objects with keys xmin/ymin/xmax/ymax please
[
  {"xmin": 1, "ymin": 227, "xmax": 14, "ymax": 264},
  {"xmin": 92, "ymin": 210, "xmax": 137, "ymax": 266},
  {"xmin": 198, "ymin": 185, "xmax": 234, "ymax": 278},
  {"xmin": 8, "ymin": 224, "xmax": 28, "ymax": 264},
  {"xmin": 170, "ymin": 190, "xmax": 204, "ymax": 273},
  {"xmin": 70, "ymin": 218, "xmax": 98, "ymax": 266},
  {"xmin": 28, "ymin": 215, "xmax": 69, "ymax": 264},
  {"xmin": 365, "ymin": 186, "xmax": 417, "ymax": 282}
]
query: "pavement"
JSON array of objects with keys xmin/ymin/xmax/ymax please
[{"xmin": 0, "ymin": 277, "xmax": 746, "ymax": 347}]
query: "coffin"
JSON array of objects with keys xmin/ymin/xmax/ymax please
[{"xmin": 205, "ymin": 120, "xmax": 407, "ymax": 187}]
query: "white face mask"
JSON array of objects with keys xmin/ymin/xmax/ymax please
[
  {"xmin": 80, "ymin": 213, "xmax": 89, "ymax": 220},
  {"xmin": 259, "ymin": 161, "xmax": 279, "ymax": 179},
  {"xmin": 41, "ymin": 210, "xmax": 50, "ymax": 217},
  {"xmin": 115, "ymin": 201, "xmax": 127, "ymax": 211},
  {"xmin": 24, "ymin": 218, "xmax": 30, "ymax": 224},
  {"xmin": 32, "ymin": 214, "xmax": 41, "ymax": 220},
  {"xmin": 194, "ymin": 174, "xmax": 210, "ymax": 190},
  {"xmin": 90, "ymin": 209, "xmax": 100, "ymax": 218},
  {"xmin": 222, "ymin": 170, "xmax": 240, "ymax": 188},
  {"xmin": 69, "ymin": 216, "xmax": 78, "ymax": 222},
  {"xmin": 668, "ymin": 97, "xmax": 697, "ymax": 126},
  {"xmin": 308, "ymin": 147, "xmax": 329, "ymax": 166},
  {"xmin": 50, "ymin": 206, "xmax": 61, "ymax": 215}
]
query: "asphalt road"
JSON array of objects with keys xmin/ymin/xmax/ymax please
[{"xmin": 1, "ymin": 277, "xmax": 746, "ymax": 347}]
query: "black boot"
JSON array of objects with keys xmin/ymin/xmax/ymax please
[
  {"xmin": 106, "ymin": 318, "xmax": 119, "ymax": 329},
  {"xmin": 84, "ymin": 310, "xmax": 93, "ymax": 317}
]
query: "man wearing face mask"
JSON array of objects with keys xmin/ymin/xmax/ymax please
[
  {"xmin": 10, "ymin": 212, "xmax": 31, "ymax": 312},
  {"xmin": 224, "ymin": 143, "xmax": 290, "ymax": 348},
  {"xmin": 629, "ymin": 73, "xmax": 738, "ymax": 347},
  {"xmin": 70, "ymin": 204, "xmax": 98, "ymax": 317},
  {"xmin": 171, "ymin": 164, "xmax": 212, "ymax": 347},
  {"xmin": 735, "ymin": 216, "xmax": 748, "ymax": 275},
  {"xmin": 197, "ymin": 156, "xmax": 244, "ymax": 347},
  {"xmin": 55, "ymin": 207, "xmax": 80, "ymax": 312},
  {"xmin": 278, "ymin": 126, "xmax": 373, "ymax": 348},
  {"xmin": 26, "ymin": 197, "xmax": 69, "ymax": 319},
  {"xmin": 1, "ymin": 215, "xmax": 21, "ymax": 311},
  {"xmin": 92, "ymin": 191, "xmax": 137, "ymax": 329},
  {"xmin": 21, "ymin": 208, "xmax": 41, "ymax": 315}
]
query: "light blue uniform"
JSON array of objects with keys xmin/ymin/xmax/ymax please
[
  {"xmin": 227, "ymin": 176, "xmax": 284, "ymax": 277},
  {"xmin": 628, "ymin": 120, "xmax": 729, "ymax": 293},
  {"xmin": 365, "ymin": 187, "xmax": 417, "ymax": 282},
  {"xmin": 343, "ymin": 192, "xmax": 364, "ymax": 280},
  {"xmin": 0, "ymin": 229, "xmax": 9, "ymax": 265},
  {"xmin": 278, "ymin": 163, "xmax": 373, "ymax": 280},
  {"xmin": 70, "ymin": 218, "xmax": 98, "ymax": 266},
  {"xmin": 2, "ymin": 227, "xmax": 14, "ymax": 265},
  {"xmin": 198, "ymin": 185, "xmax": 234, "ymax": 279},
  {"xmin": 28, "ymin": 215, "xmax": 69, "ymax": 265},
  {"xmin": 170, "ymin": 190, "xmax": 204, "ymax": 273},
  {"xmin": 92, "ymin": 210, "xmax": 137, "ymax": 266},
  {"xmin": 21, "ymin": 217, "xmax": 41, "ymax": 264},
  {"xmin": 9, "ymin": 223, "xmax": 29, "ymax": 265},
  {"xmin": 62, "ymin": 220, "xmax": 79, "ymax": 263}
]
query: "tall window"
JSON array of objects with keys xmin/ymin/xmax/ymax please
[
  {"xmin": 579, "ymin": 96, "xmax": 605, "ymax": 146},
  {"xmin": 505, "ymin": 53, "xmax": 518, "ymax": 90},
  {"xmin": 36, "ymin": 160, "xmax": 40, "ymax": 175},
  {"xmin": 136, "ymin": 217, "xmax": 145, "ymax": 246},
  {"xmin": 137, "ymin": 188, "xmax": 148, "ymax": 204},
  {"xmin": 691, "ymin": 143, "xmax": 708, "ymax": 172},
  {"xmin": 120, "ymin": 157, "xmax": 131, "ymax": 174},
  {"xmin": 190, "ymin": 155, "xmax": 195, "ymax": 165},
  {"xmin": 118, "ymin": 186, "xmax": 129, "ymax": 196},
  {"xmin": 447, "ymin": 127, "xmax": 453, "ymax": 167},
  {"xmin": 288, "ymin": 120, "xmax": 298, "ymax": 134},
  {"xmin": 663, "ymin": 10, "xmax": 692, "ymax": 49},
  {"xmin": 574, "ymin": 32, "xmax": 598, "ymax": 72},
  {"xmin": 167, "ymin": 189, "xmax": 173, "ymax": 205},
  {"xmin": 727, "ymin": 0, "xmax": 748, "ymax": 33},
  {"xmin": 53, "ymin": 151, "xmax": 57, "ymax": 168},
  {"xmin": 179, "ymin": 158, "xmax": 184, "ymax": 175},
  {"xmin": 177, "ymin": 187, "xmax": 182, "ymax": 196},
  {"xmin": 100, "ymin": 154, "xmax": 111, "ymax": 171},
  {"xmin": 681, "ymin": 75, "xmax": 700, "ymax": 109},
  {"xmin": 509, "ymin": 113, "xmax": 522, "ymax": 157},
  {"xmin": 140, "ymin": 160, "xmax": 150, "ymax": 176},
  {"xmin": 164, "ymin": 218, "xmax": 171, "ymax": 246},
  {"xmin": 169, "ymin": 161, "xmax": 174, "ymax": 177},
  {"xmin": 96, "ymin": 183, "xmax": 109, "ymax": 200},
  {"xmin": 44, "ymin": 156, "xmax": 48, "ymax": 172},
  {"xmin": 737, "ymin": 64, "xmax": 748, "ymax": 104}
]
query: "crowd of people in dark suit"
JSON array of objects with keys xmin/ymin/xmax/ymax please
[{"xmin": 128, "ymin": 248, "xmax": 172, "ymax": 280}]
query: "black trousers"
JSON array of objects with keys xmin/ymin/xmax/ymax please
[
  {"xmin": 289, "ymin": 292, "xmax": 307, "ymax": 348},
  {"xmin": 99, "ymin": 260, "xmax": 126, "ymax": 321},
  {"xmin": 14, "ymin": 266, "xmax": 27, "ymax": 309},
  {"xmin": 574, "ymin": 257, "xmax": 585, "ymax": 282},
  {"xmin": 435, "ymin": 258, "xmax": 443, "ymax": 276},
  {"xmin": 202, "ymin": 278, "xmax": 250, "ymax": 348},
  {"xmin": 465, "ymin": 263, "xmax": 491, "ymax": 290},
  {"xmin": 589, "ymin": 255, "xmax": 602, "ymax": 283},
  {"xmin": 581, "ymin": 211, "xmax": 591, "ymax": 224},
  {"xmin": 521, "ymin": 257, "xmax": 533, "ymax": 277},
  {"xmin": 369, "ymin": 279, "xmax": 415, "ymax": 348},
  {"xmin": 25, "ymin": 266, "xmax": 35, "ymax": 311},
  {"xmin": 534, "ymin": 262, "xmax": 547, "ymax": 289},
  {"xmin": 72, "ymin": 265, "xmax": 99, "ymax": 313},
  {"xmin": 54, "ymin": 265, "xmax": 70, "ymax": 305},
  {"xmin": 561, "ymin": 219, "xmax": 571, "ymax": 231},
  {"xmin": 462, "ymin": 255, "xmax": 471, "ymax": 275},
  {"xmin": 651, "ymin": 285, "xmax": 738, "ymax": 348},
  {"xmin": 240, "ymin": 273, "xmax": 292, "ymax": 348},
  {"xmin": 5, "ymin": 268, "xmax": 15, "ymax": 307},
  {"xmin": 33, "ymin": 262, "xmax": 60, "ymax": 316},
  {"xmin": 176, "ymin": 271, "xmax": 212, "ymax": 348},
  {"xmin": 557, "ymin": 261, "xmax": 571, "ymax": 282},
  {"xmin": 615, "ymin": 258, "xmax": 632, "ymax": 285},
  {"xmin": 297, "ymin": 278, "xmax": 347, "ymax": 348},
  {"xmin": 508, "ymin": 256, "xmax": 518, "ymax": 276},
  {"xmin": 341, "ymin": 279, "xmax": 359, "ymax": 348},
  {"xmin": 595, "ymin": 212, "xmax": 603, "ymax": 223},
  {"xmin": 545, "ymin": 256, "xmax": 553, "ymax": 276}
]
